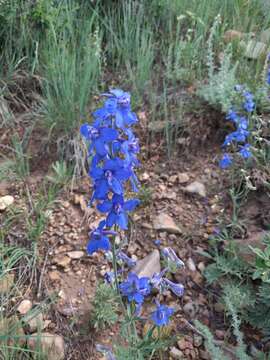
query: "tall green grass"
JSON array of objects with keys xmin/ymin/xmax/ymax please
[{"xmin": 41, "ymin": 2, "xmax": 102, "ymax": 134}]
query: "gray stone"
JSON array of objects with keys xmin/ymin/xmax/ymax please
[
  {"xmin": 133, "ymin": 250, "xmax": 161, "ymax": 278},
  {"xmin": 28, "ymin": 333, "xmax": 65, "ymax": 360},
  {"xmin": 185, "ymin": 181, "xmax": 206, "ymax": 197},
  {"xmin": 153, "ymin": 213, "xmax": 181, "ymax": 234},
  {"xmin": 0, "ymin": 195, "xmax": 14, "ymax": 211},
  {"xmin": 170, "ymin": 346, "xmax": 185, "ymax": 359}
]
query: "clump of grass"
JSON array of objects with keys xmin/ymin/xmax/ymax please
[{"xmin": 41, "ymin": 1, "xmax": 102, "ymax": 135}]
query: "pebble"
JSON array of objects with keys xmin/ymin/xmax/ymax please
[
  {"xmin": 28, "ymin": 332, "xmax": 65, "ymax": 360},
  {"xmin": 0, "ymin": 195, "xmax": 14, "ymax": 211},
  {"xmin": 67, "ymin": 251, "xmax": 84, "ymax": 259},
  {"xmin": 183, "ymin": 302, "xmax": 198, "ymax": 318},
  {"xmin": 186, "ymin": 258, "xmax": 196, "ymax": 272},
  {"xmin": 178, "ymin": 173, "xmax": 190, "ymax": 184},
  {"xmin": 197, "ymin": 262, "xmax": 206, "ymax": 273},
  {"xmin": 215, "ymin": 329, "xmax": 225, "ymax": 340},
  {"xmin": 170, "ymin": 346, "xmax": 185, "ymax": 359},
  {"xmin": 153, "ymin": 213, "xmax": 182, "ymax": 234},
  {"xmin": 185, "ymin": 181, "xmax": 206, "ymax": 197},
  {"xmin": 17, "ymin": 300, "xmax": 32, "ymax": 315},
  {"xmin": 52, "ymin": 255, "xmax": 71, "ymax": 268},
  {"xmin": 49, "ymin": 271, "xmax": 61, "ymax": 281}
]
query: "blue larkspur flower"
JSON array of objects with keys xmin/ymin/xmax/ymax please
[
  {"xmin": 104, "ymin": 271, "xmax": 115, "ymax": 284},
  {"xmin": 243, "ymin": 91, "xmax": 255, "ymax": 112},
  {"xmin": 226, "ymin": 109, "xmax": 238, "ymax": 122},
  {"xmin": 162, "ymin": 248, "xmax": 185, "ymax": 268},
  {"xmin": 117, "ymin": 251, "xmax": 137, "ymax": 267},
  {"xmin": 219, "ymin": 153, "xmax": 232, "ymax": 169},
  {"xmin": 150, "ymin": 268, "xmax": 168, "ymax": 290},
  {"xmin": 267, "ymin": 69, "xmax": 270, "ymax": 85},
  {"xmin": 119, "ymin": 272, "xmax": 151, "ymax": 304},
  {"xmin": 239, "ymin": 143, "xmax": 251, "ymax": 159},
  {"xmin": 90, "ymin": 158, "xmax": 132, "ymax": 199},
  {"xmin": 80, "ymin": 124, "xmax": 118, "ymax": 156},
  {"xmin": 163, "ymin": 278, "xmax": 184, "ymax": 297},
  {"xmin": 150, "ymin": 301, "xmax": 174, "ymax": 327},
  {"xmin": 97, "ymin": 194, "xmax": 140, "ymax": 230},
  {"xmin": 87, "ymin": 220, "xmax": 116, "ymax": 255}
]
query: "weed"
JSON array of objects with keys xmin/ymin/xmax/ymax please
[
  {"xmin": 46, "ymin": 160, "xmax": 73, "ymax": 187},
  {"xmin": 91, "ymin": 282, "xmax": 119, "ymax": 330}
]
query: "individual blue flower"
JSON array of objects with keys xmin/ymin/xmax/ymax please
[
  {"xmin": 163, "ymin": 279, "xmax": 184, "ymax": 297},
  {"xmin": 162, "ymin": 248, "xmax": 185, "ymax": 268},
  {"xmin": 150, "ymin": 268, "xmax": 168, "ymax": 290},
  {"xmin": 93, "ymin": 98, "xmax": 118, "ymax": 125},
  {"xmin": 267, "ymin": 69, "xmax": 270, "ymax": 85},
  {"xmin": 87, "ymin": 220, "xmax": 116, "ymax": 255},
  {"xmin": 219, "ymin": 153, "xmax": 232, "ymax": 169},
  {"xmin": 121, "ymin": 129, "xmax": 140, "ymax": 166},
  {"xmin": 119, "ymin": 272, "xmax": 151, "ymax": 304},
  {"xmin": 150, "ymin": 300, "xmax": 174, "ymax": 327},
  {"xmin": 243, "ymin": 91, "xmax": 255, "ymax": 112},
  {"xmin": 104, "ymin": 271, "xmax": 115, "ymax": 284},
  {"xmin": 226, "ymin": 109, "xmax": 238, "ymax": 122},
  {"xmin": 239, "ymin": 144, "xmax": 251, "ymax": 159},
  {"xmin": 97, "ymin": 194, "xmax": 140, "ymax": 230},
  {"xmin": 236, "ymin": 116, "xmax": 248, "ymax": 130},
  {"xmin": 101, "ymin": 89, "xmax": 138, "ymax": 129},
  {"xmin": 154, "ymin": 239, "xmax": 161, "ymax": 247},
  {"xmin": 80, "ymin": 124, "xmax": 118, "ymax": 156},
  {"xmin": 223, "ymin": 129, "xmax": 249, "ymax": 146},
  {"xmin": 90, "ymin": 158, "xmax": 132, "ymax": 199},
  {"xmin": 117, "ymin": 251, "xmax": 136, "ymax": 267}
]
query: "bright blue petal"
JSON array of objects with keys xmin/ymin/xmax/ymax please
[
  {"xmin": 94, "ymin": 179, "xmax": 109, "ymax": 199},
  {"xmin": 97, "ymin": 200, "xmax": 113, "ymax": 213},
  {"xmin": 106, "ymin": 211, "xmax": 117, "ymax": 227},
  {"xmin": 100, "ymin": 127, "xmax": 118, "ymax": 142},
  {"xmin": 123, "ymin": 199, "xmax": 140, "ymax": 212},
  {"xmin": 115, "ymin": 111, "xmax": 124, "ymax": 128},
  {"xmin": 80, "ymin": 124, "xmax": 90, "ymax": 139},
  {"xmin": 117, "ymin": 212, "xmax": 128, "ymax": 230},
  {"xmin": 115, "ymin": 168, "xmax": 131, "ymax": 181},
  {"xmin": 94, "ymin": 139, "xmax": 107, "ymax": 156},
  {"xmin": 89, "ymin": 166, "xmax": 103, "ymax": 180},
  {"xmin": 87, "ymin": 236, "xmax": 110, "ymax": 255},
  {"xmin": 110, "ymin": 177, "xmax": 123, "ymax": 194}
]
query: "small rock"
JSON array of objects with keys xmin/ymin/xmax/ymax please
[
  {"xmin": 183, "ymin": 302, "xmax": 198, "ymax": 318},
  {"xmin": 197, "ymin": 262, "xmax": 205, "ymax": 273},
  {"xmin": 224, "ymin": 29, "xmax": 243, "ymax": 43},
  {"xmin": 0, "ymin": 273, "xmax": 14, "ymax": 293},
  {"xmin": 17, "ymin": 300, "xmax": 32, "ymax": 315},
  {"xmin": 67, "ymin": 251, "xmax": 84, "ymax": 259},
  {"xmin": 178, "ymin": 173, "xmax": 190, "ymax": 184},
  {"xmin": 141, "ymin": 172, "xmax": 150, "ymax": 181},
  {"xmin": 52, "ymin": 255, "xmax": 71, "ymax": 268},
  {"xmin": 186, "ymin": 258, "xmax": 196, "ymax": 272},
  {"xmin": 177, "ymin": 338, "xmax": 187, "ymax": 350},
  {"xmin": 193, "ymin": 335, "xmax": 203, "ymax": 348},
  {"xmin": 28, "ymin": 332, "xmax": 65, "ymax": 360},
  {"xmin": 169, "ymin": 175, "xmax": 178, "ymax": 183},
  {"xmin": 170, "ymin": 346, "xmax": 184, "ymax": 359},
  {"xmin": 215, "ymin": 329, "xmax": 225, "ymax": 340},
  {"xmin": 153, "ymin": 213, "xmax": 182, "ymax": 234},
  {"xmin": 0, "ymin": 195, "xmax": 14, "ymax": 211},
  {"xmin": 185, "ymin": 181, "xmax": 206, "ymax": 197},
  {"xmin": 133, "ymin": 250, "xmax": 161, "ymax": 278},
  {"xmin": 48, "ymin": 271, "xmax": 61, "ymax": 281}
]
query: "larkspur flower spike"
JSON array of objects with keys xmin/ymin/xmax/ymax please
[{"xmin": 81, "ymin": 89, "xmax": 140, "ymax": 254}]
